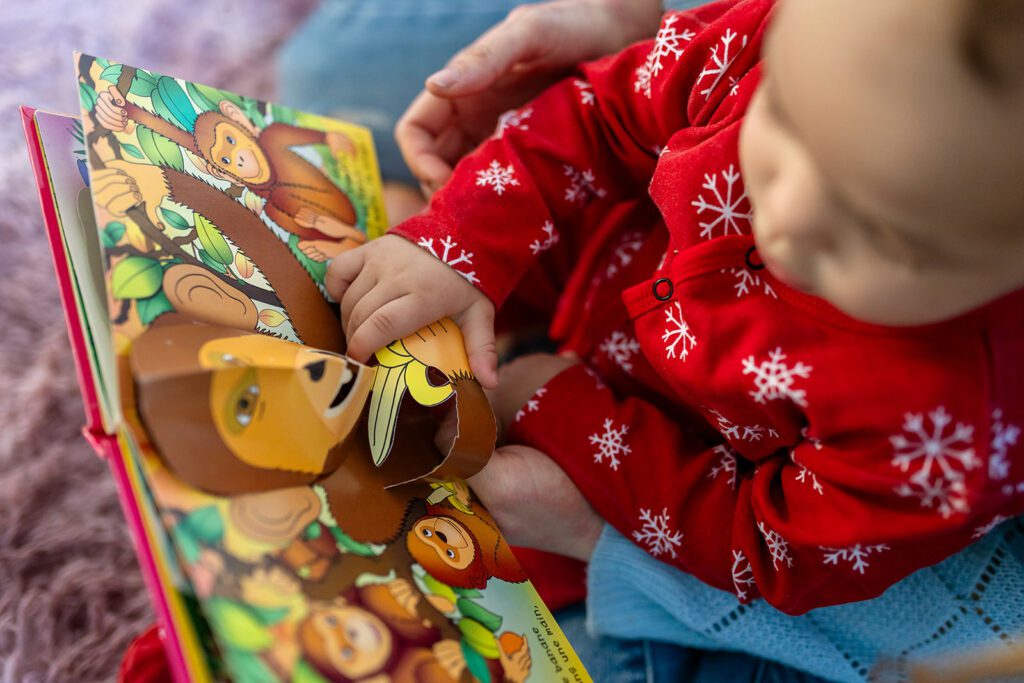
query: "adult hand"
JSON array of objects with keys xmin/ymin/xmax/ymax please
[
  {"xmin": 469, "ymin": 444, "xmax": 602, "ymax": 562},
  {"xmin": 396, "ymin": 0, "xmax": 664, "ymax": 194}
]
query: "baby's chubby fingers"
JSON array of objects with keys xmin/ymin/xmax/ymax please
[
  {"xmin": 456, "ymin": 299, "xmax": 498, "ymax": 390},
  {"xmin": 346, "ymin": 295, "xmax": 442, "ymax": 363},
  {"xmin": 325, "ymin": 242, "xmax": 365, "ymax": 303}
]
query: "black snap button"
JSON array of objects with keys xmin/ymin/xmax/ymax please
[
  {"xmin": 745, "ymin": 246, "xmax": 766, "ymax": 271},
  {"xmin": 653, "ymin": 278, "xmax": 674, "ymax": 301}
]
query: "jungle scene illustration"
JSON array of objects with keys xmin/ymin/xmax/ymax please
[{"xmin": 76, "ymin": 55, "xmax": 587, "ymax": 682}]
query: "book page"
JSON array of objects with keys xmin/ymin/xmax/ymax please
[
  {"xmin": 76, "ymin": 54, "xmax": 590, "ymax": 683},
  {"xmin": 34, "ymin": 111, "xmax": 120, "ymax": 431}
]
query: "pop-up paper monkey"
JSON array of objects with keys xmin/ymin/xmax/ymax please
[{"xmin": 128, "ymin": 318, "xmax": 524, "ymax": 599}]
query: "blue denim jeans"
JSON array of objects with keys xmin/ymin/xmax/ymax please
[
  {"xmin": 278, "ymin": 0, "xmax": 705, "ymax": 182},
  {"xmin": 554, "ymin": 602, "xmax": 834, "ymax": 683}
]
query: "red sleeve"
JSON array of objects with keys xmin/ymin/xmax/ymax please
[
  {"xmin": 390, "ymin": 1, "xmax": 768, "ymax": 307},
  {"xmin": 509, "ymin": 363, "xmax": 1020, "ymax": 615}
]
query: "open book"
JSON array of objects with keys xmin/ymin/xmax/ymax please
[{"xmin": 22, "ymin": 55, "xmax": 590, "ymax": 683}]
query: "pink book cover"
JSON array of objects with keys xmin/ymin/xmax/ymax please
[{"xmin": 21, "ymin": 105, "xmax": 197, "ymax": 682}]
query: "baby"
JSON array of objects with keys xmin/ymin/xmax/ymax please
[{"xmin": 328, "ymin": 0, "xmax": 1024, "ymax": 613}]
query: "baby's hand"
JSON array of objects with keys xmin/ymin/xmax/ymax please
[
  {"xmin": 469, "ymin": 444, "xmax": 602, "ymax": 562},
  {"xmin": 326, "ymin": 235, "xmax": 498, "ymax": 388}
]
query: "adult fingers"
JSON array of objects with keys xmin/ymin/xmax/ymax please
[
  {"xmin": 395, "ymin": 91, "xmax": 457, "ymax": 189},
  {"xmin": 324, "ymin": 245, "xmax": 366, "ymax": 302},
  {"xmin": 457, "ymin": 298, "xmax": 498, "ymax": 390},
  {"xmin": 426, "ymin": 5, "xmax": 549, "ymax": 97}
]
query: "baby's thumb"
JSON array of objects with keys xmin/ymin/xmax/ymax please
[{"xmin": 459, "ymin": 300, "xmax": 498, "ymax": 390}]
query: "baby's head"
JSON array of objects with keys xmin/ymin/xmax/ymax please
[{"xmin": 740, "ymin": 0, "xmax": 1024, "ymax": 325}]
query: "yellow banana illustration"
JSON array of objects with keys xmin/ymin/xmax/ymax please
[{"xmin": 369, "ymin": 337, "xmax": 456, "ymax": 466}]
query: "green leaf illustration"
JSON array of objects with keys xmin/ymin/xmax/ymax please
[
  {"xmin": 136, "ymin": 290, "xmax": 174, "ymax": 326},
  {"xmin": 189, "ymin": 82, "xmax": 244, "ymax": 111},
  {"xmin": 101, "ymin": 221, "xmax": 126, "ymax": 249},
  {"xmin": 172, "ymin": 524, "xmax": 200, "ymax": 564},
  {"xmin": 110, "ymin": 256, "xmax": 163, "ymax": 299},
  {"xmin": 129, "ymin": 70, "xmax": 158, "ymax": 98},
  {"xmin": 121, "ymin": 143, "xmax": 145, "ymax": 159},
  {"xmin": 222, "ymin": 649, "xmax": 276, "ymax": 683},
  {"xmin": 159, "ymin": 207, "xmax": 190, "ymax": 231},
  {"xmin": 461, "ymin": 641, "xmax": 493, "ymax": 683},
  {"xmin": 457, "ymin": 598, "xmax": 503, "ymax": 633},
  {"xmin": 78, "ymin": 82, "xmax": 99, "ymax": 111},
  {"xmin": 183, "ymin": 505, "xmax": 224, "ymax": 545},
  {"xmin": 156, "ymin": 76, "xmax": 198, "ymax": 133},
  {"xmin": 207, "ymin": 599, "xmax": 273, "ymax": 652},
  {"xmin": 195, "ymin": 214, "xmax": 233, "ymax": 265},
  {"xmin": 197, "ymin": 249, "xmax": 228, "ymax": 274},
  {"xmin": 137, "ymin": 125, "xmax": 184, "ymax": 171},
  {"xmin": 99, "ymin": 64, "xmax": 123, "ymax": 84}
]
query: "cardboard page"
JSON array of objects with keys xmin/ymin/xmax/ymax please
[{"xmin": 72, "ymin": 54, "xmax": 590, "ymax": 682}]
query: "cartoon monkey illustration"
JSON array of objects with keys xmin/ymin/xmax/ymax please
[
  {"xmin": 298, "ymin": 581, "xmax": 477, "ymax": 683},
  {"xmin": 406, "ymin": 495, "xmax": 527, "ymax": 591},
  {"xmin": 93, "ymin": 82, "xmax": 366, "ymax": 263}
]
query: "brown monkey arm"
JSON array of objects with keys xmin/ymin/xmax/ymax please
[{"xmin": 124, "ymin": 102, "xmax": 199, "ymax": 155}]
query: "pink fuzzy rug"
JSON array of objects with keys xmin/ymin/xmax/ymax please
[{"xmin": 0, "ymin": 2, "xmax": 315, "ymax": 679}]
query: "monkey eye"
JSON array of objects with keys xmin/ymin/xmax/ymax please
[
  {"xmin": 421, "ymin": 528, "xmax": 433, "ymax": 538},
  {"xmin": 446, "ymin": 549, "xmax": 455, "ymax": 559},
  {"xmin": 324, "ymin": 614, "xmax": 337, "ymax": 627},
  {"xmin": 235, "ymin": 384, "xmax": 259, "ymax": 427},
  {"xmin": 341, "ymin": 646, "xmax": 354, "ymax": 660},
  {"xmin": 226, "ymin": 134, "xmax": 235, "ymax": 145},
  {"xmin": 221, "ymin": 156, "xmax": 231, "ymax": 165}
]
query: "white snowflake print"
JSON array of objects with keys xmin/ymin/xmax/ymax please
[
  {"xmin": 604, "ymin": 231, "xmax": 645, "ymax": 279},
  {"xmin": 1004, "ymin": 482, "xmax": 1024, "ymax": 496},
  {"xmin": 584, "ymin": 366, "xmax": 607, "ymax": 391},
  {"xmin": 599, "ymin": 331, "xmax": 642, "ymax": 374},
  {"xmin": 820, "ymin": 544, "xmax": 888, "ymax": 575},
  {"xmin": 633, "ymin": 14, "xmax": 695, "ymax": 99},
  {"xmin": 793, "ymin": 459, "xmax": 824, "ymax": 495},
  {"xmin": 758, "ymin": 521, "xmax": 794, "ymax": 570},
  {"xmin": 731, "ymin": 549, "xmax": 756, "ymax": 601},
  {"xmin": 742, "ymin": 347, "xmax": 813, "ymax": 408},
  {"xmin": 988, "ymin": 409, "xmax": 1021, "ymax": 481},
  {"xmin": 416, "ymin": 236, "xmax": 480, "ymax": 285},
  {"xmin": 661, "ymin": 301, "xmax": 697, "ymax": 362},
  {"xmin": 726, "ymin": 268, "xmax": 777, "ymax": 299},
  {"xmin": 563, "ymin": 165, "xmax": 607, "ymax": 206},
  {"xmin": 801, "ymin": 427, "xmax": 824, "ymax": 450},
  {"xmin": 708, "ymin": 409, "xmax": 773, "ymax": 444},
  {"xmin": 495, "ymin": 107, "xmax": 532, "ymax": 138},
  {"xmin": 973, "ymin": 514, "xmax": 1010, "ymax": 539},
  {"xmin": 691, "ymin": 164, "xmax": 753, "ymax": 240},
  {"xmin": 528, "ymin": 221, "xmax": 560, "ymax": 256},
  {"xmin": 728, "ymin": 75, "xmax": 741, "ymax": 97},
  {"xmin": 695, "ymin": 29, "xmax": 749, "ymax": 100},
  {"xmin": 709, "ymin": 444, "xmax": 739, "ymax": 489},
  {"xmin": 589, "ymin": 418, "xmax": 632, "ymax": 470},
  {"xmin": 573, "ymin": 79, "xmax": 596, "ymax": 106},
  {"xmin": 890, "ymin": 406, "xmax": 980, "ymax": 518},
  {"xmin": 633, "ymin": 508, "xmax": 684, "ymax": 559},
  {"xmin": 476, "ymin": 160, "xmax": 520, "ymax": 195},
  {"xmin": 513, "ymin": 387, "xmax": 547, "ymax": 423}
]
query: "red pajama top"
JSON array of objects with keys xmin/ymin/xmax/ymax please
[{"xmin": 391, "ymin": 0, "xmax": 1024, "ymax": 614}]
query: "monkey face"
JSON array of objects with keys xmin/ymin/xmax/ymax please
[
  {"xmin": 209, "ymin": 120, "xmax": 270, "ymax": 184},
  {"xmin": 200, "ymin": 334, "xmax": 373, "ymax": 474},
  {"xmin": 305, "ymin": 603, "xmax": 393, "ymax": 678},
  {"xmin": 409, "ymin": 516, "xmax": 475, "ymax": 571}
]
